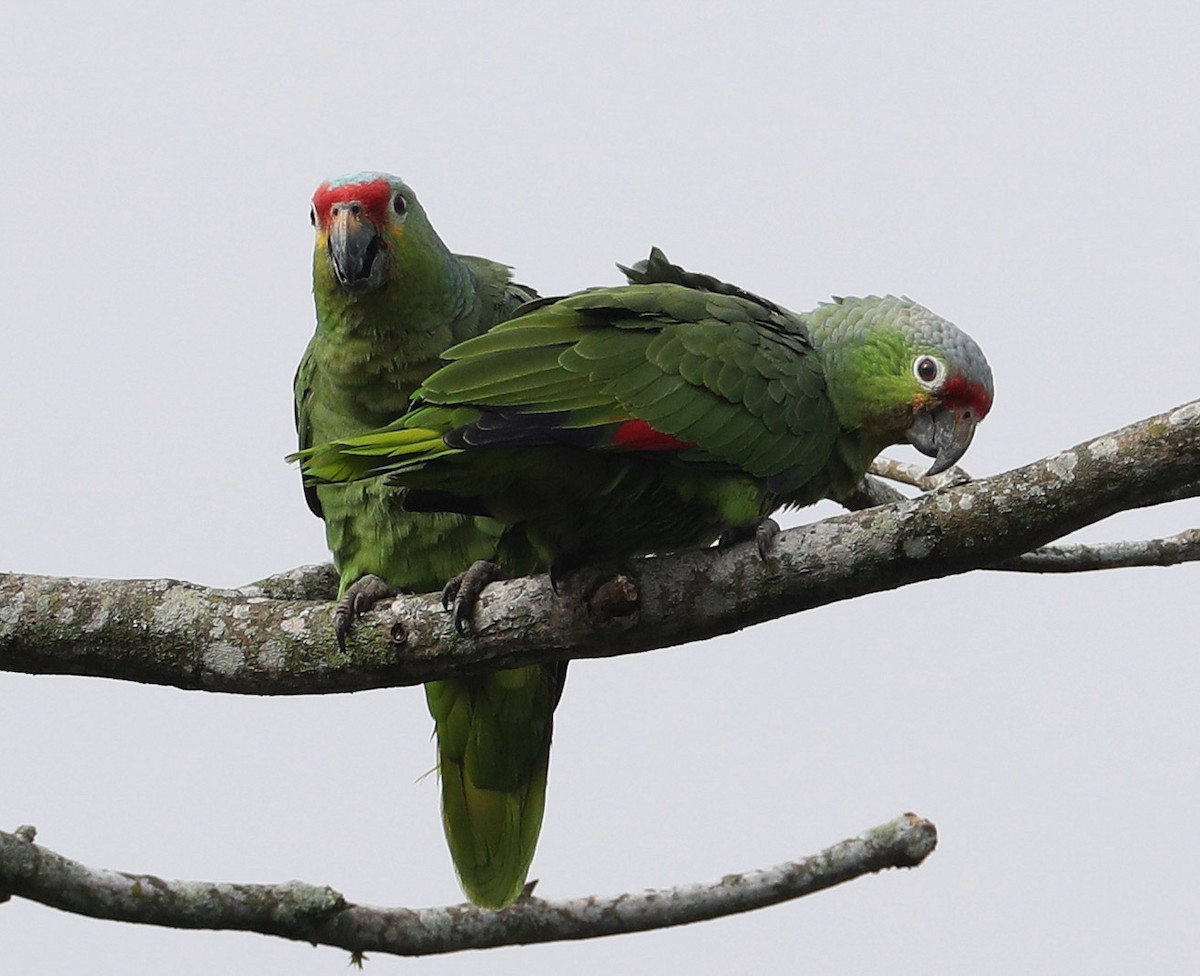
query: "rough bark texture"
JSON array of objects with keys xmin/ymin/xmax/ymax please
[
  {"xmin": 2, "ymin": 399, "xmax": 1197, "ymax": 695},
  {"xmin": 0, "ymin": 814, "xmax": 935, "ymax": 956}
]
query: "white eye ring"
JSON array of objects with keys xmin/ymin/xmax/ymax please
[
  {"xmin": 913, "ymin": 355, "xmax": 943, "ymax": 387},
  {"xmin": 392, "ymin": 193, "xmax": 408, "ymax": 218}
]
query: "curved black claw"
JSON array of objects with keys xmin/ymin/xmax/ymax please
[
  {"xmin": 755, "ymin": 517, "xmax": 781, "ymax": 559},
  {"xmin": 718, "ymin": 517, "xmax": 781, "ymax": 560},
  {"xmin": 548, "ymin": 555, "xmax": 584, "ymax": 596},
  {"xmin": 441, "ymin": 560, "xmax": 506, "ymax": 634},
  {"xmin": 333, "ymin": 574, "xmax": 400, "ymax": 651}
]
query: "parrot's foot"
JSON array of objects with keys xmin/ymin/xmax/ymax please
[
  {"xmin": 547, "ymin": 559, "xmax": 639, "ymax": 625},
  {"xmin": 334, "ymin": 574, "xmax": 400, "ymax": 650},
  {"xmin": 442, "ymin": 560, "xmax": 506, "ymax": 634},
  {"xmin": 718, "ymin": 517, "xmax": 780, "ymax": 560}
]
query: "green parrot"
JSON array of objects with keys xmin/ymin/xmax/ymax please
[
  {"xmin": 294, "ymin": 171, "xmax": 564, "ymax": 908},
  {"xmin": 294, "ymin": 248, "xmax": 994, "ymax": 582}
]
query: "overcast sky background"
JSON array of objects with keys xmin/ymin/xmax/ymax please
[{"xmin": 3, "ymin": 2, "xmax": 1198, "ymax": 973}]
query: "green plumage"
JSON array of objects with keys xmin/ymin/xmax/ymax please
[
  {"xmin": 295, "ymin": 172, "xmax": 560, "ymax": 908},
  {"xmin": 296, "ymin": 248, "xmax": 995, "ymax": 571}
]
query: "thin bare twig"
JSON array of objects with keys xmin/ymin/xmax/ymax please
[
  {"xmin": 0, "ymin": 815, "xmax": 936, "ymax": 956},
  {"xmin": 994, "ymin": 528, "xmax": 1200, "ymax": 572},
  {"xmin": 868, "ymin": 455, "xmax": 972, "ymax": 490}
]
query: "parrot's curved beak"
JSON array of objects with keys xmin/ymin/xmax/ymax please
[
  {"xmin": 329, "ymin": 206, "xmax": 386, "ymax": 293},
  {"xmin": 906, "ymin": 406, "xmax": 978, "ymax": 476}
]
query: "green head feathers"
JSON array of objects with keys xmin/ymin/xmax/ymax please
[
  {"xmin": 804, "ymin": 295, "xmax": 994, "ymax": 475},
  {"xmin": 309, "ymin": 172, "xmax": 469, "ymax": 336}
]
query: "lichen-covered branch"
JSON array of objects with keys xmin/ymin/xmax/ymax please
[
  {"xmin": 858, "ymin": 459, "xmax": 1200, "ymax": 573},
  {"xmin": 0, "ymin": 815, "xmax": 936, "ymax": 956},
  {"xmin": 1, "ymin": 399, "xmax": 1197, "ymax": 695}
]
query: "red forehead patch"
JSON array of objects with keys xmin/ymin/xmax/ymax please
[
  {"xmin": 941, "ymin": 375, "xmax": 994, "ymax": 419},
  {"xmin": 311, "ymin": 178, "xmax": 393, "ymax": 229}
]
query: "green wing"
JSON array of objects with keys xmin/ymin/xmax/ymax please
[{"xmin": 413, "ymin": 282, "xmax": 840, "ymax": 490}]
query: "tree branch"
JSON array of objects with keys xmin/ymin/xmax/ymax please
[
  {"xmin": 1, "ymin": 399, "xmax": 1197, "ymax": 695},
  {"xmin": 0, "ymin": 814, "xmax": 935, "ymax": 956},
  {"xmin": 993, "ymin": 528, "xmax": 1200, "ymax": 572},
  {"xmin": 854, "ymin": 459, "xmax": 1200, "ymax": 573}
]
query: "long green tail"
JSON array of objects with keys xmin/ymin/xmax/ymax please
[
  {"xmin": 299, "ymin": 424, "xmax": 560, "ymax": 907},
  {"xmin": 426, "ymin": 664, "xmax": 561, "ymax": 907}
]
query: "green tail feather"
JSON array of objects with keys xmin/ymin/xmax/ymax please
[
  {"xmin": 289, "ymin": 425, "xmax": 455, "ymax": 484},
  {"xmin": 426, "ymin": 667, "xmax": 556, "ymax": 908}
]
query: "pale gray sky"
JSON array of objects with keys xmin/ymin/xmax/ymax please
[{"xmin": 3, "ymin": 2, "xmax": 1198, "ymax": 972}]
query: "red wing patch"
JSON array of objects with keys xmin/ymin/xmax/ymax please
[{"xmin": 609, "ymin": 419, "xmax": 695, "ymax": 451}]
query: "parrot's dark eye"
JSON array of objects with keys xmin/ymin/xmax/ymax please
[
  {"xmin": 309, "ymin": 206, "xmax": 316, "ymax": 227},
  {"xmin": 392, "ymin": 194, "xmax": 407, "ymax": 217},
  {"xmin": 914, "ymin": 356, "xmax": 942, "ymax": 385}
]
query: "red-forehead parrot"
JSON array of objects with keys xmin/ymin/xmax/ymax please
[{"xmin": 294, "ymin": 171, "xmax": 563, "ymax": 908}]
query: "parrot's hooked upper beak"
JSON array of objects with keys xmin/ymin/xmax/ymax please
[
  {"xmin": 906, "ymin": 405, "xmax": 978, "ymax": 476},
  {"xmin": 328, "ymin": 204, "xmax": 387, "ymax": 293}
]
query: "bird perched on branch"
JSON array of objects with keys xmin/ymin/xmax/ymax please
[{"xmin": 293, "ymin": 171, "xmax": 563, "ymax": 908}]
